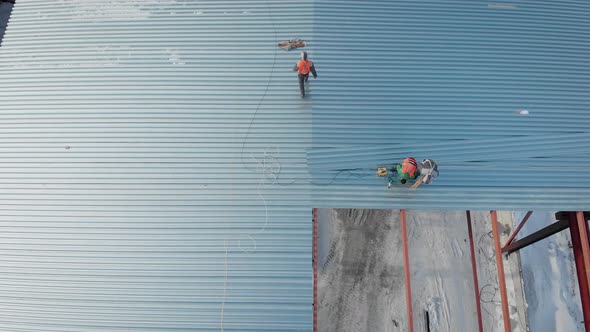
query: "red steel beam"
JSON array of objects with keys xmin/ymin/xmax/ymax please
[
  {"xmin": 569, "ymin": 212, "xmax": 590, "ymax": 331},
  {"xmin": 313, "ymin": 208, "xmax": 318, "ymax": 332},
  {"xmin": 504, "ymin": 211, "xmax": 533, "ymax": 248},
  {"xmin": 577, "ymin": 211, "xmax": 590, "ymax": 296},
  {"xmin": 400, "ymin": 209, "xmax": 414, "ymax": 332},
  {"xmin": 466, "ymin": 211, "xmax": 484, "ymax": 332},
  {"xmin": 491, "ymin": 211, "xmax": 511, "ymax": 332},
  {"xmin": 502, "ymin": 218, "xmax": 570, "ymax": 255}
]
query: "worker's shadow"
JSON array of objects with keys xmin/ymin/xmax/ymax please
[
  {"xmin": 304, "ymin": 78, "xmax": 316, "ymax": 97},
  {"xmin": 297, "ymin": 85, "xmax": 313, "ymax": 110},
  {"xmin": 297, "ymin": 81, "xmax": 314, "ymax": 111}
]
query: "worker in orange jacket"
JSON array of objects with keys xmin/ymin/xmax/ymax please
[
  {"xmin": 387, "ymin": 157, "xmax": 420, "ymax": 188},
  {"xmin": 293, "ymin": 51, "xmax": 317, "ymax": 98}
]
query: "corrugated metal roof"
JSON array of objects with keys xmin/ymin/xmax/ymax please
[
  {"xmin": 310, "ymin": 0, "xmax": 590, "ymax": 210},
  {"xmin": 0, "ymin": 1, "xmax": 312, "ymax": 330},
  {"xmin": 2, "ymin": 0, "xmax": 590, "ymax": 329}
]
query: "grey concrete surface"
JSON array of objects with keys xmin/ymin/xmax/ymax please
[
  {"xmin": 319, "ymin": 209, "xmax": 403, "ymax": 332},
  {"xmin": 318, "ymin": 209, "xmax": 528, "ymax": 332}
]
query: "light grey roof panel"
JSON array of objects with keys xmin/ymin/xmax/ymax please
[{"xmin": 0, "ymin": 0, "xmax": 311, "ymax": 331}]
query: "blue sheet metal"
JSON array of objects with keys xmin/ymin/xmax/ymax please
[
  {"xmin": 0, "ymin": 1, "xmax": 311, "ymax": 331},
  {"xmin": 1, "ymin": 0, "xmax": 590, "ymax": 329},
  {"xmin": 311, "ymin": 0, "xmax": 590, "ymax": 210}
]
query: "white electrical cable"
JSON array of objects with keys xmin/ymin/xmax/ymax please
[
  {"xmin": 221, "ymin": 147, "xmax": 278, "ymax": 331},
  {"xmin": 222, "ymin": 0, "xmax": 316, "ymax": 327},
  {"xmin": 220, "ymin": 240, "xmax": 229, "ymax": 332}
]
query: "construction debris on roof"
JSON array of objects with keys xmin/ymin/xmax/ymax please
[
  {"xmin": 377, "ymin": 167, "xmax": 388, "ymax": 177},
  {"xmin": 278, "ymin": 38, "xmax": 305, "ymax": 51}
]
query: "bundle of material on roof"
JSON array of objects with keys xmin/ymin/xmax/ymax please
[{"xmin": 278, "ymin": 38, "xmax": 305, "ymax": 51}]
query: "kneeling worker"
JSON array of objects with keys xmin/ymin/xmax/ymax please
[{"xmin": 387, "ymin": 157, "xmax": 420, "ymax": 188}]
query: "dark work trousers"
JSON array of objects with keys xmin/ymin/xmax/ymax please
[{"xmin": 298, "ymin": 74, "xmax": 309, "ymax": 96}]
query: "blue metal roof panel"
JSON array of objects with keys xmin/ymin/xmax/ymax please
[
  {"xmin": 0, "ymin": 0, "xmax": 311, "ymax": 331},
  {"xmin": 2, "ymin": 0, "xmax": 590, "ymax": 329},
  {"xmin": 310, "ymin": 0, "xmax": 590, "ymax": 210}
]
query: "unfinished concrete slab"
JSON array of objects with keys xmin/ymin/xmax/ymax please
[{"xmin": 318, "ymin": 209, "xmax": 528, "ymax": 332}]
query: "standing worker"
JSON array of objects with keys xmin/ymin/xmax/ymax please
[{"xmin": 293, "ymin": 51, "xmax": 317, "ymax": 98}]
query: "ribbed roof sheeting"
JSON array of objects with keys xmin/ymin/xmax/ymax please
[
  {"xmin": 310, "ymin": 0, "xmax": 590, "ymax": 210},
  {"xmin": 0, "ymin": 1, "xmax": 312, "ymax": 331}
]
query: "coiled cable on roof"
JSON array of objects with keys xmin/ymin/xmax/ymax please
[{"xmin": 224, "ymin": 1, "xmax": 279, "ymax": 331}]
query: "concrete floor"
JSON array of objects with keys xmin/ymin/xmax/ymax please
[{"xmin": 318, "ymin": 209, "xmax": 527, "ymax": 332}]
